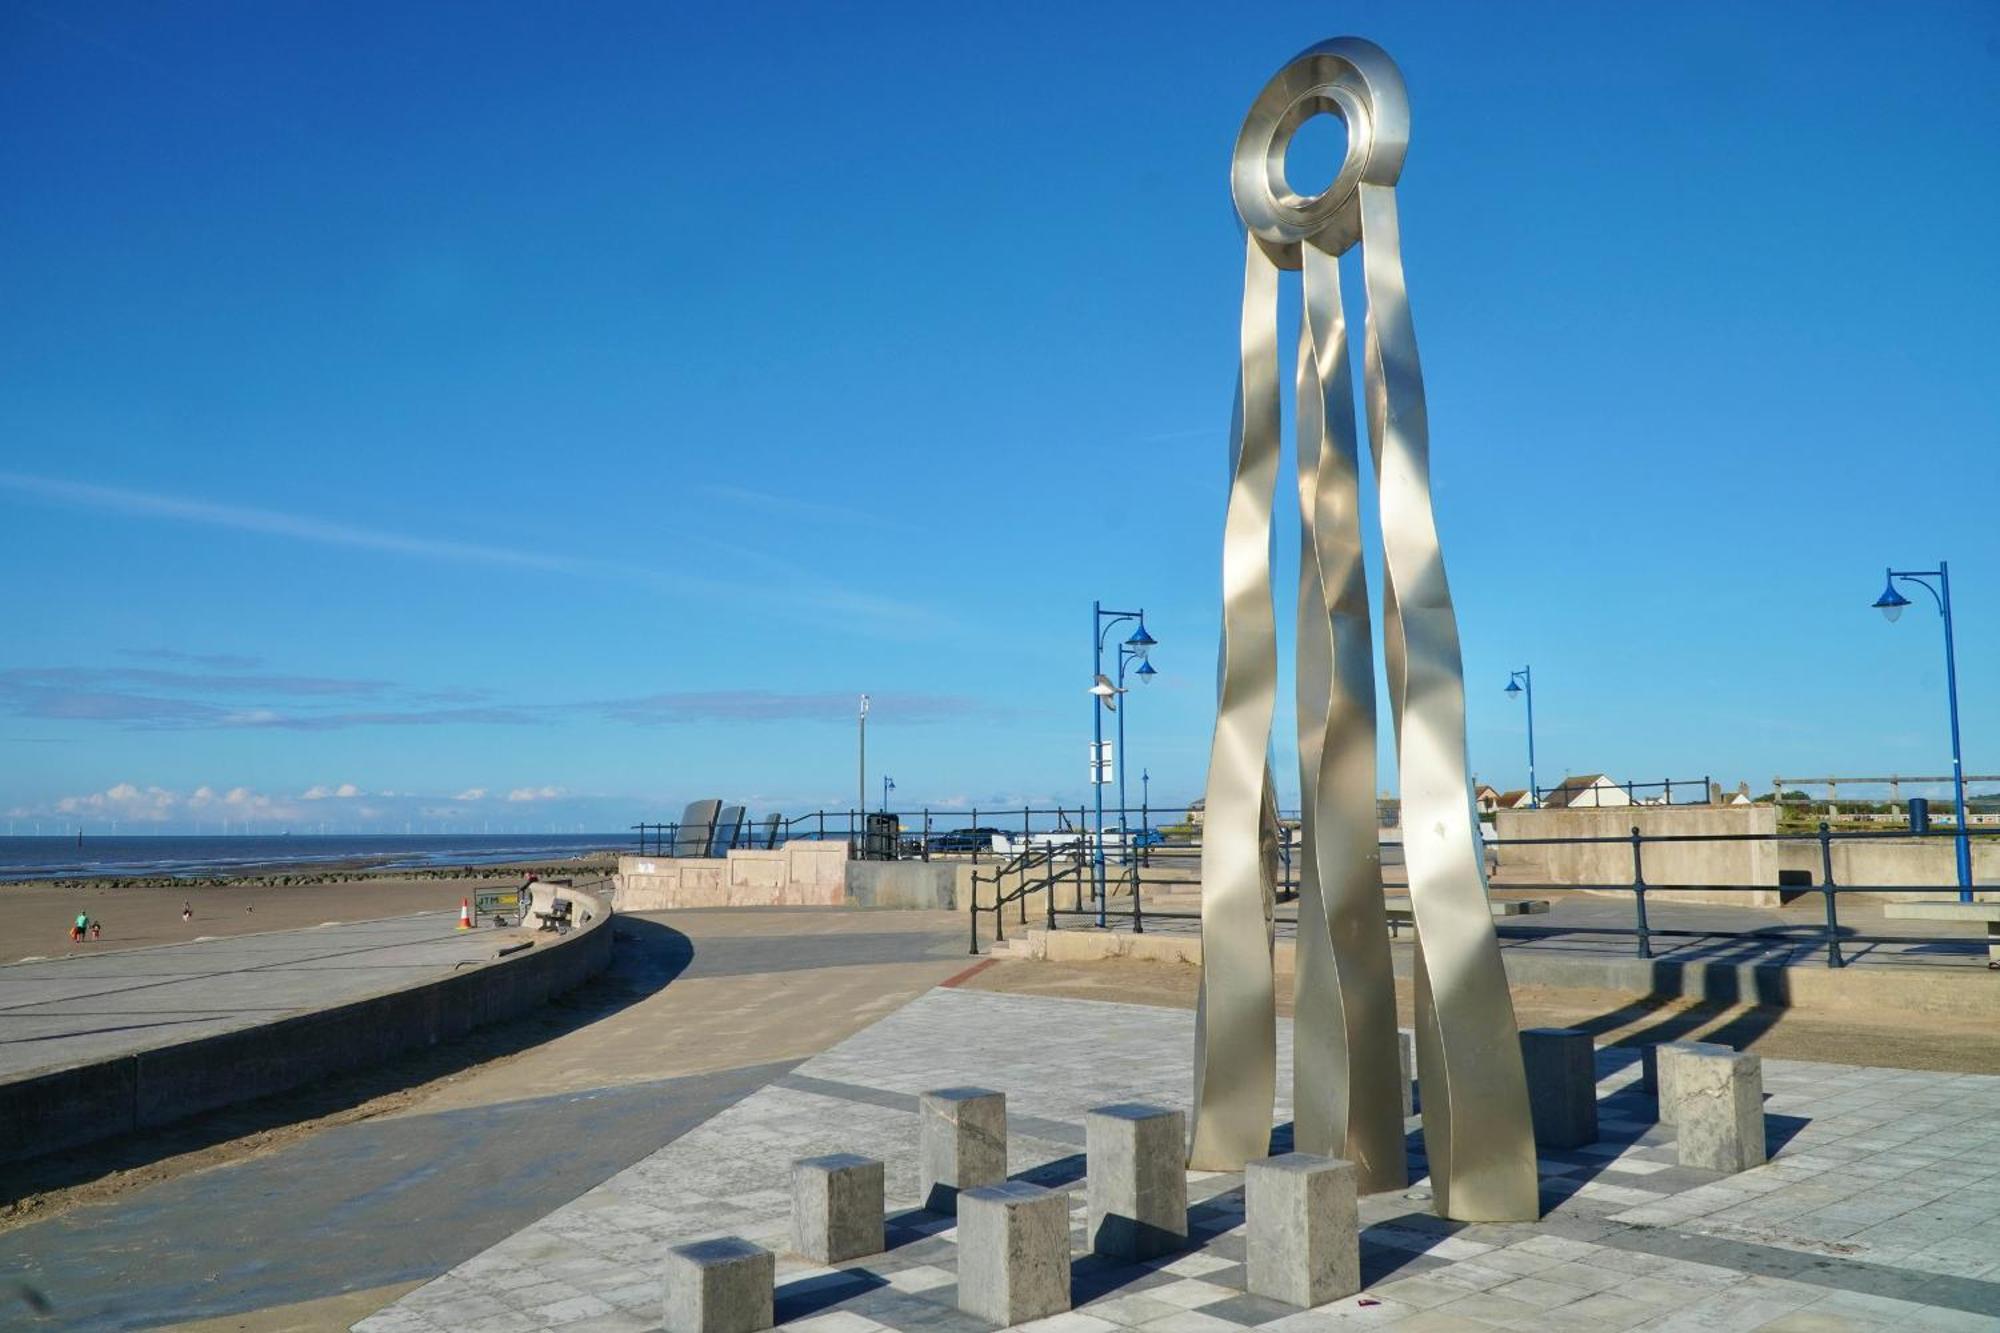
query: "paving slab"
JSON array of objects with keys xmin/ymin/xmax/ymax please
[{"xmin": 359, "ymin": 987, "xmax": 2000, "ymax": 1332}]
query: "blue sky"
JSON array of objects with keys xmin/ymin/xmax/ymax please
[{"xmin": 2, "ymin": 1, "xmax": 1996, "ymax": 834}]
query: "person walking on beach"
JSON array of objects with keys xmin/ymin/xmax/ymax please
[
  {"xmin": 71, "ymin": 912, "xmax": 87, "ymax": 943},
  {"xmin": 182, "ymin": 901, "xmax": 192, "ymax": 922}
]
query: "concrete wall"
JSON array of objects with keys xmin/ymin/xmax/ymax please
[
  {"xmin": 616, "ymin": 842, "xmax": 1046, "ymax": 913},
  {"xmin": 1773, "ymin": 837, "xmax": 2000, "ymax": 900},
  {"xmin": 615, "ymin": 840, "xmax": 849, "ymax": 910},
  {"xmin": 1493, "ymin": 804, "xmax": 1781, "ymax": 907},
  {"xmin": 0, "ymin": 884, "xmax": 614, "ymax": 1167},
  {"xmin": 847, "ymin": 861, "xmax": 960, "ymax": 910}
]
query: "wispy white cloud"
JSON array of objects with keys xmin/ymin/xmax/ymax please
[
  {"xmin": 120, "ymin": 647, "xmax": 263, "ymax": 670},
  {"xmin": 594, "ymin": 690, "xmax": 994, "ymax": 725},
  {"xmin": 0, "ymin": 471, "xmax": 591, "ymax": 574},
  {"xmin": 0, "ymin": 472, "xmax": 951, "ymax": 633},
  {"xmin": 697, "ymin": 483, "xmax": 873, "ymax": 525},
  {"xmin": 506, "ymin": 785, "xmax": 564, "ymax": 803}
]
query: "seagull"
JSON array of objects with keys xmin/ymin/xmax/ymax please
[{"xmin": 1089, "ymin": 673, "xmax": 1124, "ymax": 711}]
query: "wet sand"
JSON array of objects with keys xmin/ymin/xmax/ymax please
[{"xmin": 2, "ymin": 860, "xmax": 612, "ymax": 963}]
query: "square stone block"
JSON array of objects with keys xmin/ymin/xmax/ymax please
[
  {"xmin": 1652, "ymin": 1040, "xmax": 1730, "ymax": 1125},
  {"xmin": 956, "ymin": 1181, "xmax": 1072, "ymax": 1325},
  {"xmin": 919, "ymin": 1086, "xmax": 1006, "ymax": 1212},
  {"xmin": 1520, "ymin": 1028, "xmax": 1598, "ymax": 1149},
  {"xmin": 1245, "ymin": 1153, "xmax": 1360, "ymax": 1308},
  {"xmin": 791, "ymin": 1153, "xmax": 884, "ymax": 1263},
  {"xmin": 1676, "ymin": 1049, "xmax": 1767, "ymax": 1173},
  {"xmin": 663, "ymin": 1237, "xmax": 773, "ymax": 1333},
  {"xmin": 1085, "ymin": 1102, "xmax": 1188, "ymax": 1259}
]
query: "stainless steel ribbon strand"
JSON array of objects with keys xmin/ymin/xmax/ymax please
[
  {"xmin": 1293, "ymin": 242, "xmax": 1407, "ymax": 1191},
  {"xmin": 1359, "ymin": 180, "xmax": 1538, "ymax": 1221},
  {"xmin": 1205, "ymin": 36, "xmax": 1538, "ymax": 1218},
  {"xmin": 1189, "ymin": 232, "xmax": 1281, "ymax": 1172}
]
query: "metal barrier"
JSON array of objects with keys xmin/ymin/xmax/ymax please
[{"xmin": 961, "ymin": 821, "xmax": 2000, "ymax": 971}]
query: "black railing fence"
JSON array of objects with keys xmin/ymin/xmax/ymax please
[
  {"xmin": 633, "ymin": 803, "xmax": 1210, "ymax": 862},
  {"xmin": 1527, "ymin": 776, "xmax": 1714, "ymax": 809},
  {"xmin": 628, "ymin": 805, "xmax": 1999, "ymax": 971},
  {"xmin": 960, "ymin": 816, "xmax": 1992, "ymax": 972}
]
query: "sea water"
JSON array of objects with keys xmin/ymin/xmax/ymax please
[{"xmin": 0, "ymin": 833, "xmax": 629, "ymax": 882}]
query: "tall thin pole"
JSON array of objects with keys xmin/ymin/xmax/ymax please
[
  {"xmin": 1940, "ymin": 563, "xmax": 1972, "ymax": 901},
  {"xmin": 1116, "ymin": 647, "xmax": 1130, "ymax": 861},
  {"xmin": 1524, "ymin": 665, "xmax": 1538, "ymax": 810},
  {"xmin": 1092, "ymin": 600, "xmax": 1107, "ymax": 926},
  {"xmin": 858, "ymin": 694, "xmax": 868, "ymax": 843}
]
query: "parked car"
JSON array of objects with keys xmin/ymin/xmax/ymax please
[{"xmin": 928, "ymin": 826, "xmax": 1009, "ymax": 853}]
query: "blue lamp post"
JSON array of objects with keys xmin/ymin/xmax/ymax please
[
  {"xmin": 1504, "ymin": 666, "xmax": 1538, "ymax": 809},
  {"xmin": 881, "ymin": 774, "xmax": 895, "ymax": 814},
  {"xmin": 1090, "ymin": 602, "xmax": 1155, "ymax": 927},
  {"xmin": 1873, "ymin": 562, "xmax": 1973, "ymax": 901},
  {"xmin": 1118, "ymin": 630, "xmax": 1159, "ymax": 855}
]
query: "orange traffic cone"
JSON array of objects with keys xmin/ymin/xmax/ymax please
[{"xmin": 457, "ymin": 897, "xmax": 473, "ymax": 929}]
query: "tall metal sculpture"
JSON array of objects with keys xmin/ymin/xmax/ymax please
[{"xmin": 1191, "ymin": 37, "xmax": 1539, "ymax": 1223}]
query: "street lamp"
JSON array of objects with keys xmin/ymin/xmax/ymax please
[
  {"xmin": 1090, "ymin": 601, "xmax": 1158, "ymax": 927},
  {"xmin": 881, "ymin": 774, "xmax": 895, "ymax": 814},
  {"xmin": 1872, "ymin": 562, "xmax": 1973, "ymax": 901},
  {"xmin": 858, "ymin": 694, "xmax": 870, "ymax": 837},
  {"xmin": 1504, "ymin": 666, "xmax": 1538, "ymax": 809}
]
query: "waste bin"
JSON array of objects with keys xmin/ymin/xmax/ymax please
[
  {"xmin": 1909, "ymin": 797, "xmax": 1931, "ymax": 835},
  {"xmin": 862, "ymin": 813, "xmax": 901, "ymax": 861}
]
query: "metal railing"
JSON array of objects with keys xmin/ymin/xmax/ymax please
[
  {"xmin": 1463, "ymin": 822, "xmax": 2000, "ymax": 968},
  {"xmin": 963, "ymin": 820, "xmax": 1999, "ymax": 971},
  {"xmin": 1529, "ymin": 776, "xmax": 1713, "ymax": 809},
  {"xmin": 633, "ymin": 803, "xmax": 1189, "ymax": 863},
  {"xmin": 965, "ymin": 838, "xmax": 1090, "ymax": 953}
]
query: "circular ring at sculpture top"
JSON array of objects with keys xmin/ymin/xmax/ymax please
[{"xmin": 1231, "ymin": 37, "xmax": 1410, "ymax": 262}]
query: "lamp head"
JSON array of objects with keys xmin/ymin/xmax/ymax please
[
  {"xmin": 1873, "ymin": 579, "xmax": 1911, "ymax": 624},
  {"xmin": 1125, "ymin": 623, "xmax": 1157, "ymax": 656},
  {"xmin": 1134, "ymin": 659, "xmax": 1158, "ymax": 685},
  {"xmin": 858, "ymin": 693, "xmax": 870, "ymax": 719},
  {"xmin": 1505, "ymin": 677, "xmax": 1522, "ymax": 698}
]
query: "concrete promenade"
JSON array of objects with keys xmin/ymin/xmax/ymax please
[
  {"xmin": 0, "ymin": 912, "xmax": 521, "ymax": 1081},
  {"xmin": 366, "ymin": 987, "xmax": 2000, "ymax": 1332},
  {"xmin": 0, "ymin": 908, "xmax": 971, "ymax": 1331}
]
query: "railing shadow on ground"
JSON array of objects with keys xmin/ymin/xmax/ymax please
[{"xmin": 0, "ymin": 916, "xmax": 694, "ymax": 1211}]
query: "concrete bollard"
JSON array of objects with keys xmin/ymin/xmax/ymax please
[
  {"xmin": 1651, "ymin": 1040, "xmax": 1730, "ymax": 1125},
  {"xmin": 919, "ymin": 1086, "xmax": 1007, "ymax": 1213},
  {"xmin": 1520, "ymin": 1028, "xmax": 1598, "ymax": 1149},
  {"xmin": 1397, "ymin": 1027, "xmax": 1417, "ymax": 1117},
  {"xmin": 1676, "ymin": 1048, "xmax": 1767, "ymax": 1173},
  {"xmin": 1245, "ymin": 1153, "xmax": 1360, "ymax": 1308},
  {"xmin": 662, "ymin": 1237, "xmax": 774, "ymax": 1333},
  {"xmin": 955, "ymin": 1181, "xmax": 1072, "ymax": 1325},
  {"xmin": 1085, "ymin": 1102, "xmax": 1188, "ymax": 1260},
  {"xmin": 791, "ymin": 1153, "xmax": 884, "ymax": 1263}
]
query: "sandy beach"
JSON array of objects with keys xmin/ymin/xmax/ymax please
[{"xmin": 2, "ymin": 857, "xmax": 615, "ymax": 963}]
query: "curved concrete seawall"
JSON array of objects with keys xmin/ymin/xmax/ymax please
[{"xmin": 0, "ymin": 883, "xmax": 613, "ymax": 1167}]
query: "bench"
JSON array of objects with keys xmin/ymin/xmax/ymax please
[
  {"xmin": 533, "ymin": 897, "xmax": 574, "ymax": 934},
  {"xmin": 1384, "ymin": 898, "xmax": 1549, "ymax": 938},
  {"xmin": 1881, "ymin": 899, "xmax": 2000, "ymax": 968}
]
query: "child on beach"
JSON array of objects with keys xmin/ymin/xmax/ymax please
[{"xmin": 182, "ymin": 902, "xmax": 192, "ymax": 922}]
